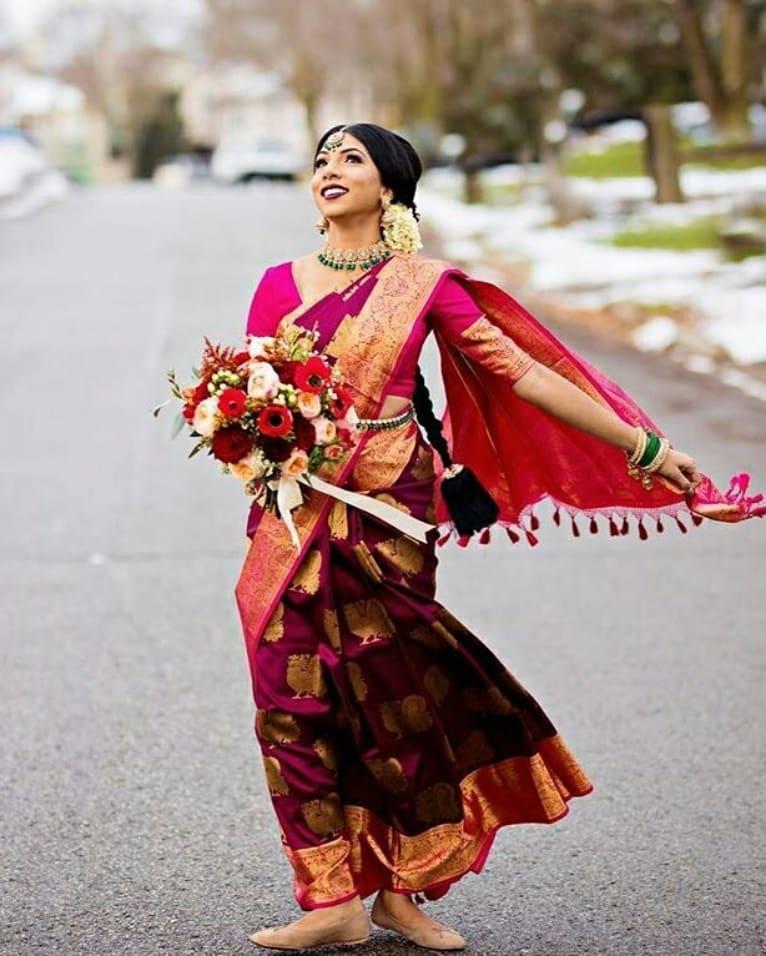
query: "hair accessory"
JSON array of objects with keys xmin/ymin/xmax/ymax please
[
  {"xmin": 320, "ymin": 127, "xmax": 347, "ymax": 152},
  {"xmin": 380, "ymin": 196, "xmax": 423, "ymax": 255}
]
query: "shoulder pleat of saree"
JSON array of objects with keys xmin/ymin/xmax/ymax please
[{"xmin": 426, "ymin": 265, "xmax": 765, "ymax": 546}]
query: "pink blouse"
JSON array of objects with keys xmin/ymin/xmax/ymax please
[{"xmin": 245, "ymin": 260, "xmax": 535, "ymax": 400}]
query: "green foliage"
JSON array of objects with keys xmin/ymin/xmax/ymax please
[{"xmin": 563, "ymin": 141, "xmax": 645, "ymax": 178}]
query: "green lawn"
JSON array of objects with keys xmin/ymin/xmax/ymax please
[
  {"xmin": 563, "ymin": 139, "xmax": 766, "ymax": 179},
  {"xmin": 610, "ymin": 217, "xmax": 721, "ymax": 251}
]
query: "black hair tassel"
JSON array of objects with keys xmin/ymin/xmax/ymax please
[
  {"xmin": 439, "ymin": 463, "xmax": 500, "ymax": 538},
  {"xmin": 412, "ymin": 366, "xmax": 500, "ymax": 541}
]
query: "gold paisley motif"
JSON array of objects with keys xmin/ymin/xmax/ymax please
[
  {"xmin": 349, "ymin": 422, "xmax": 418, "ymax": 492},
  {"xmin": 262, "ymin": 601, "xmax": 284, "ymax": 642},
  {"xmin": 346, "ymin": 661, "xmax": 369, "ymax": 701},
  {"xmin": 312, "ymin": 737, "xmax": 338, "ymax": 772},
  {"xmin": 430, "ymin": 620, "xmax": 459, "ymax": 649},
  {"xmin": 453, "ymin": 313, "xmax": 536, "ymax": 383},
  {"xmin": 342, "ymin": 598, "xmax": 395, "ymax": 644},
  {"xmin": 286, "ymin": 653, "xmax": 327, "ymax": 699},
  {"xmin": 373, "ymin": 492, "xmax": 411, "ymax": 515},
  {"xmin": 455, "ymin": 729, "xmax": 495, "ymax": 767},
  {"xmin": 300, "ymin": 792, "xmax": 345, "ymax": 837},
  {"xmin": 257, "ymin": 708, "xmax": 301, "ymax": 746},
  {"xmin": 409, "ymin": 623, "xmax": 445, "ymax": 650},
  {"xmin": 352, "ymin": 541, "xmax": 385, "ymax": 584},
  {"xmin": 462, "ymin": 685, "xmax": 513, "ymax": 714},
  {"xmin": 263, "ymin": 755, "xmax": 290, "ymax": 796},
  {"xmin": 374, "ymin": 535, "xmax": 425, "ymax": 577},
  {"xmin": 322, "ymin": 607, "xmax": 342, "ymax": 652},
  {"xmin": 423, "ymin": 664, "xmax": 450, "ymax": 705},
  {"xmin": 415, "ymin": 781, "xmax": 461, "ymax": 824},
  {"xmin": 379, "ymin": 694, "xmax": 433, "ymax": 738},
  {"xmin": 411, "ymin": 444, "xmax": 436, "ymax": 481},
  {"xmin": 364, "ymin": 756, "xmax": 409, "ymax": 794},
  {"xmin": 289, "ymin": 548, "xmax": 322, "ymax": 595},
  {"xmin": 328, "ymin": 500, "xmax": 349, "ymax": 540},
  {"xmin": 424, "ymin": 500, "xmax": 437, "ymax": 524}
]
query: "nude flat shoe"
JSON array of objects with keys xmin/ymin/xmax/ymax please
[
  {"xmin": 370, "ymin": 892, "xmax": 466, "ymax": 951},
  {"xmin": 249, "ymin": 905, "xmax": 371, "ymax": 951}
]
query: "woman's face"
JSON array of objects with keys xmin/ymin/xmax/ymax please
[{"xmin": 311, "ymin": 131, "xmax": 392, "ymax": 223}]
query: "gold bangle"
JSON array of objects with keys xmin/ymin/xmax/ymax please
[{"xmin": 626, "ymin": 425, "xmax": 649, "ymax": 465}]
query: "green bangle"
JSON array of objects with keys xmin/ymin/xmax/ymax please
[{"xmin": 638, "ymin": 432, "xmax": 660, "ymax": 468}]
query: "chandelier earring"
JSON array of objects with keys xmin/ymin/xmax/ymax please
[
  {"xmin": 380, "ymin": 195, "xmax": 423, "ymax": 255},
  {"xmin": 314, "ymin": 214, "xmax": 330, "ymax": 235}
]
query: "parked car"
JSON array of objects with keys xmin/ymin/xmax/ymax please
[
  {"xmin": 210, "ymin": 137, "xmax": 306, "ymax": 184},
  {"xmin": 152, "ymin": 153, "xmax": 210, "ymax": 188},
  {"xmin": 0, "ymin": 126, "xmax": 47, "ymax": 199}
]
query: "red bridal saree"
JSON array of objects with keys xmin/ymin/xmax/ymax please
[{"xmin": 234, "ymin": 253, "xmax": 762, "ymax": 911}]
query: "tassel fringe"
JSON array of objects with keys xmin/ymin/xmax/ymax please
[{"xmin": 434, "ymin": 477, "xmax": 764, "ymax": 548}]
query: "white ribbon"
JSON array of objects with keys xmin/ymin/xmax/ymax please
[{"xmin": 266, "ymin": 470, "xmax": 436, "ymax": 551}]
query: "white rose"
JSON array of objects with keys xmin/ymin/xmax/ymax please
[
  {"xmin": 248, "ymin": 335, "xmax": 275, "ymax": 359},
  {"xmin": 192, "ymin": 396, "xmax": 220, "ymax": 437},
  {"xmin": 247, "ymin": 361, "xmax": 280, "ymax": 401},
  {"xmin": 313, "ymin": 415, "xmax": 337, "ymax": 446}
]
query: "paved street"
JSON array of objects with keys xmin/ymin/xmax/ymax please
[{"xmin": 1, "ymin": 181, "xmax": 764, "ymax": 955}]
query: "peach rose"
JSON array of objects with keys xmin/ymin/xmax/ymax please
[
  {"xmin": 312, "ymin": 416, "xmax": 336, "ymax": 445},
  {"xmin": 247, "ymin": 361, "xmax": 280, "ymax": 401},
  {"xmin": 296, "ymin": 391, "xmax": 322, "ymax": 419},
  {"xmin": 281, "ymin": 448, "xmax": 309, "ymax": 478},
  {"xmin": 230, "ymin": 450, "xmax": 267, "ymax": 483}
]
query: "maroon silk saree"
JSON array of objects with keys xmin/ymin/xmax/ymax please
[{"xmin": 234, "ymin": 255, "xmax": 595, "ymax": 909}]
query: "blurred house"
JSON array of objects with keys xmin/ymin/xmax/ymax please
[
  {"xmin": 180, "ymin": 65, "xmax": 308, "ymax": 158},
  {"xmin": 0, "ymin": 63, "xmax": 117, "ymax": 184}
]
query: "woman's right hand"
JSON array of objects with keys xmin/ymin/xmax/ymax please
[{"xmin": 656, "ymin": 447, "xmax": 702, "ymax": 495}]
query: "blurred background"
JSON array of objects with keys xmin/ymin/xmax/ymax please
[{"xmin": 2, "ymin": 0, "xmax": 766, "ymax": 394}]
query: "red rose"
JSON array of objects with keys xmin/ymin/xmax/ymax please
[
  {"xmin": 260, "ymin": 436, "xmax": 292, "ymax": 462},
  {"xmin": 258, "ymin": 404, "xmax": 293, "ymax": 438},
  {"xmin": 218, "ymin": 387, "xmax": 247, "ymax": 418},
  {"xmin": 277, "ymin": 360, "xmax": 300, "ymax": 386},
  {"xmin": 233, "ymin": 350, "xmax": 250, "ymax": 366},
  {"xmin": 293, "ymin": 415, "xmax": 316, "ymax": 451},
  {"xmin": 182, "ymin": 404, "xmax": 196, "ymax": 422},
  {"xmin": 329, "ymin": 384, "xmax": 355, "ymax": 418},
  {"xmin": 294, "ymin": 356, "xmax": 331, "ymax": 394},
  {"xmin": 193, "ymin": 376, "xmax": 211, "ymax": 405},
  {"xmin": 211, "ymin": 425, "xmax": 251, "ymax": 463}
]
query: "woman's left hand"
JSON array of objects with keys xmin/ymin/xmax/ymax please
[{"xmin": 655, "ymin": 447, "xmax": 702, "ymax": 495}]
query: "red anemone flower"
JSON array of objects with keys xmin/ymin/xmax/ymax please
[
  {"xmin": 258, "ymin": 404, "xmax": 293, "ymax": 438},
  {"xmin": 293, "ymin": 415, "xmax": 316, "ymax": 451},
  {"xmin": 329, "ymin": 383, "xmax": 355, "ymax": 418},
  {"xmin": 294, "ymin": 356, "xmax": 331, "ymax": 395}
]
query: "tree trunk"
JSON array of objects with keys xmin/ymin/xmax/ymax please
[
  {"xmin": 644, "ymin": 104, "xmax": 684, "ymax": 204},
  {"xmin": 721, "ymin": 0, "xmax": 749, "ymax": 138}
]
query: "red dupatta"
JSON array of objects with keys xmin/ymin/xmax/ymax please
[{"xmin": 430, "ymin": 267, "xmax": 765, "ymax": 547}]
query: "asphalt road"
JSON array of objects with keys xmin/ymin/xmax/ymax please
[{"xmin": 1, "ymin": 181, "xmax": 764, "ymax": 956}]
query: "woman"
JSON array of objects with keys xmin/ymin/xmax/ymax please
[{"xmin": 236, "ymin": 123, "xmax": 763, "ymax": 952}]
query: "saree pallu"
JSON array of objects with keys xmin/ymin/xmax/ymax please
[{"xmin": 251, "ymin": 419, "xmax": 593, "ymax": 910}]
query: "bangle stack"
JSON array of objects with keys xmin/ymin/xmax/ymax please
[{"xmin": 625, "ymin": 425, "xmax": 671, "ymax": 490}]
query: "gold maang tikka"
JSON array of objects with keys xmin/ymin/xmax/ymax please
[{"xmin": 314, "ymin": 128, "xmax": 346, "ymax": 233}]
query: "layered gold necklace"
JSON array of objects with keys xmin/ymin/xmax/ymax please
[{"xmin": 317, "ymin": 239, "xmax": 392, "ymax": 271}]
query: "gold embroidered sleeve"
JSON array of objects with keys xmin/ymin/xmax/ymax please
[{"xmin": 450, "ymin": 313, "xmax": 536, "ymax": 384}]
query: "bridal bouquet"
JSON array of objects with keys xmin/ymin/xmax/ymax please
[{"xmin": 154, "ymin": 328, "xmax": 360, "ymax": 544}]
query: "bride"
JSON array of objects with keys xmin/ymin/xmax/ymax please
[{"xmin": 235, "ymin": 122, "xmax": 762, "ymax": 952}]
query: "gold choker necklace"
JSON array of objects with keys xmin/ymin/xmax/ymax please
[{"xmin": 317, "ymin": 239, "xmax": 392, "ymax": 271}]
